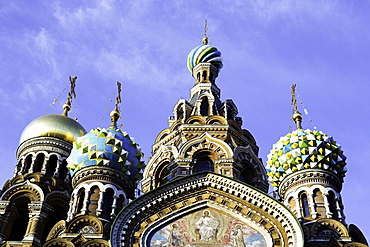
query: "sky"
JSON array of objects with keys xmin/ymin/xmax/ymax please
[{"xmin": 0, "ymin": 0, "xmax": 369, "ymax": 240}]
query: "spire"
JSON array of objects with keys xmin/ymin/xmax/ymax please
[
  {"xmin": 110, "ymin": 81, "xmax": 122, "ymax": 128},
  {"xmin": 202, "ymin": 19, "xmax": 209, "ymax": 45},
  {"xmin": 291, "ymin": 84, "xmax": 303, "ymax": 130},
  {"xmin": 62, "ymin": 76, "xmax": 77, "ymax": 116}
]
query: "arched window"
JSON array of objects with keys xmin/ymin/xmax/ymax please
[
  {"xmin": 239, "ymin": 161, "xmax": 257, "ymax": 186},
  {"xmin": 202, "ymin": 70, "xmax": 207, "ymax": 80},
  {"xmin": 328, "ymin": 191, "xmax": 338, "ymax": 219},
  {"xmin": 58, "ymin": 160, "xmax": 68, "ymax": 180},
  {"xmin": 200, "ymin": 98, "xmax": 209, "ymax": 116},
  {"xmin": 76, "ymin": 188, "xmax": 85, "ymax": 214},
  {"xmin": 209, "ymin": 72, "xmax": 213, "ymax": 82},
  {"xmin": 23, "ymin": 154, "xmax": 33, "ymax": 173},
  {"xmin": 42, "ymin": 200, "xmax": 68, "ymax": 242},
  {"xmin": 193, "ymin": 151, "xmax": 214, "ymax": 173},
  {"xmin": 313, "ymin": 189, "xmax": 325, "ymax": 218},
  {"xmin": 9, "ymin": 197, "xmax": 30, "ymax": 240},
  {"xmin": 177, "ymin": 104, "xmax": 184, "ymax": 121},
  {"xmin": 197, "ymin": 72, "xmax": 200, "ymax": 82},
  {"xmin": 34, "ymin": 153, "xmax": 44, "ymax": 173},
  {"xmin": 88, "ymin": 186, "xmax": 100, "ymax": 215},
  {"xmin": 300, "ymin": 193, "xmax": 310, "ymax": 217},
  {"xmin": 102, "ymin": 188, "xmax": 114, "ymax": 219},
  {"xmin": 46, "ymin": 155, "xmax": 58, "ymax": 175},
  {"xmin": 155, "ymin": 161, "xmax": 171, "ymax": 187},
  {"xmin": 115, "ymin": 194, "xmax": 125, "ymax": 215}
]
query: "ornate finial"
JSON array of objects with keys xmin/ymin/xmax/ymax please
[
  {"xmin": 202, "ymin": 19, "xmax": 209, "ymax": 45},
  {"xmin": 110, "ymin": 81, "xmax": 122, "ymax": 128},
  {"xmin": 62, "ymin": 76, "xmax": 77, "ymax": 116},
  {"xmin": 291, "ymin": 84, "xmax": 303, "ymax": 130}
]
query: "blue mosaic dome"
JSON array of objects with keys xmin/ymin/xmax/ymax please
[{"xmin": 67, "ymin": 127, "xmax": 145, "ymax": 184}]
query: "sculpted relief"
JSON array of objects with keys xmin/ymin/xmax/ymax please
[{"xmin": 150, "ymin": 209, "xmax": 266, "ymax": 247}]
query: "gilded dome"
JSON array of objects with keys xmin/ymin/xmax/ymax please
[
  {"xmin": 266, "ymin": 129, "xmax": 347, "ymax": 187},
  {"xmin": 187, "ymin": 44, "xmax": 223, "ymax": 73},
  {"xmin": 66, "ymin": 127, "xmax": 145, "ymax": 184},
  {"xmin": 19, "ymin": 114, "xmax": 86, "ymax": 144}
]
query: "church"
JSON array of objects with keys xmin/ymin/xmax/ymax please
[{"xmin": 0, "ymin": 32, "xmax": 367, "ymax": 247}]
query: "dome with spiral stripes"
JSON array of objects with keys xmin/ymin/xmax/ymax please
[{"xmin": 187, "ymin": 44, "xmax": 223, "ymax": 73}]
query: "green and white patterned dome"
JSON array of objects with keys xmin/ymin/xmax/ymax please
[
  {"xmin": 266, "ymin": 129, "xmax": 347, "ymax": 187},
  {"xmin": 187, "ymin": 44, "xmax": 223, "ymax": 73},
  {"xmin": 67, "ymin": 127, "xmax": 145, "ymax": 184}
]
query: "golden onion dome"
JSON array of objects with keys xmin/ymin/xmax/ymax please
[{"xmin": 19, "ymin": 114, "xmax": 86, "ymax": 144}]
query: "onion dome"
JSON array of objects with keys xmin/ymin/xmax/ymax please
[
  {"xmin": 19, "ymin": 76, "xmax": 86, "ymax": 145},
  {"xmin": 67, "ymin": 82, "xmax": 145, "ymax": 184},
  {"xmin": 66, "ymin": 127, "xmax": 145, "ymax": 184},
  {"xmin": 266, "ymin": 129, "xmax": 347, "ymax": 187},
  {"xmin": 19, "ymin": 114, "xmax": 86, "ymax": 144},
  {"xmin": 187, "ymin": 44, "xmax": 223, "ymax": 73}
]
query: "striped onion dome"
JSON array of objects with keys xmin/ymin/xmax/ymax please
[{"xmin": 187, "ymin": 44, "xmax": 223, "ymax": 73}]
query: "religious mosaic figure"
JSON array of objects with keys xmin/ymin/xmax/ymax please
[
  {"xmin": 230, "ymin": 225, "xmax": 246, "ymax": 247},
  {"xmin": 168, "ymin": 223, "xmax": 185, "ymax": 247},
  {"xmin": 195, "ymin": 210, "xmax": 219, "ymax": 242}
]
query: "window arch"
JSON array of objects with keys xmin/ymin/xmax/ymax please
[
  {"xmin": 34, "ymin": 153, "xmax": 45, "ymax": 173},
  {"xmin": 23, "ymin": 154, "xmax": 33, "ymax": 173},
  {"xmin": 76, "ymin": 188, "xmax": 86, "ymax": 214},
  {"xmin": 239, "ymin": 161, "xmax": 257, "ymax": 186},
  {"xmin": 313, "ymin": 189, "xmax": 325, "ymax": 218},
  {"xmin": 300, "ymin": 193, "xmax": 310, "ymax": 217},
  {"xmin": 46, "ymin": 155, "xmax": 58, "ymax": 176},
  {"xmin": 328, "ymin": 191, "xmax": 338, "ymax": 219},
  {"xmin": 102, "ymin": 188, "xmax": 115, "ymax": 219},
  {"xmin": 88, "ymin": 186, "xmax": 100, "ymax": 215},
  {"xmin": 9, "ymin": 197, "xmax": 30, "ymax": 240},
  {"xmin": 176, "ymin": 104, "xmax": 184, "ymax": 121},
  {"xmin": 193, "ymin": 151, "xmax": 214, "ymax": 173},
  {"xmin": 200, "ymin": 98, "xmax": 209, "ymax": 116},
  {"xmin": 58, "ymin": 159, "xmax": 68, "ymax": 180},
  {"xmin": 202, "ymin": 70, "xmax": 207, "ymax": 80},
  {"xmin": 155, "ymin": 161, "xmax": 171, "ymax": 187}
]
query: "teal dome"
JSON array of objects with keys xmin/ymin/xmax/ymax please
[
  {"xmin": 266, "ymin": 129, "xmax": 347, "ymax": 187},
  {"xmin": 187, "ymin": 44, "xmax": 223, "ymax": 73},
  {"xmin": 66, "ymin": 127, "xmax": 145, "ymax": 184}
]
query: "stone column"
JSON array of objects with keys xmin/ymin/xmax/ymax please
[
  {"xmin": 67, "ymin": 195, "xmax": 77, "ymax": 221},
  {"xmin": 81, "ymin": 190, "xmax": 90, "ymax": 215},
  {"xmin": 41, "ymin": 156, "xmax": 50, "ymax": 174},
  {"xmin": 322, "ymin": 192, "xmax": 332, "ymax": 218},
  {"xmin": 111, "ymin": 195, "xmax": 118, "ymax": 217},
  {"xmin": 53, "ymin": 159, "xmax": 63, "ymax": 178},
  {"xmin": 96, "ymin": 191, "xmax": 105, "ymax": 216},
  {"xmin": 294, "ymin": 197, "xmax": 302, "ymax": 219},
  {"xmin": 28, "ymin": 156, "xmax": 37, "ymax": 173},
  {"xmin": 308, "ymin": 192, "xmax": 317, "ymax": 219},
  {"xmin": 23, "ymin": 202, "xmax": 52, "ymax": 246}
]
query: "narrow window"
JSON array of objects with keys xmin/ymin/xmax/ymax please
[
  {"xmin": 200, "ymin": 98, "xmax": 209, "ymax": 116},
  {"xmin": 328, "ymin": 191, "xmax": 338, "ymax": 219},
  {"xmin": 301, "ymin": 193, "xmax": 310, "ymax": 217},
  {"xmin": 76, "ymin": 188, "xmax": 85, "ymax": 214},
  {"xmin": 193, "ymin": 151, "xmax": 214, "ymax": 173}
]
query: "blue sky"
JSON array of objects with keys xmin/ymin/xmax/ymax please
[{"xmin": 0, "ymin": 0, "xmax": 369, "ymax": 239}]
